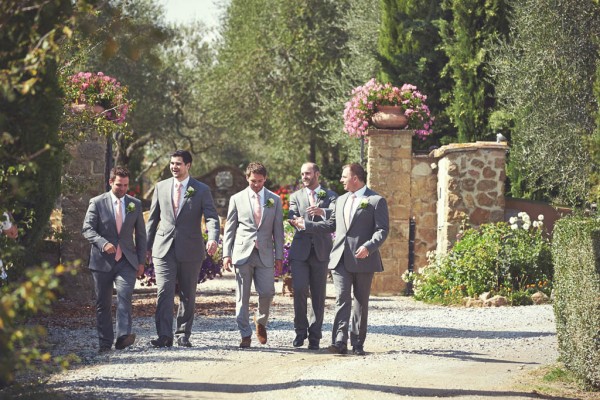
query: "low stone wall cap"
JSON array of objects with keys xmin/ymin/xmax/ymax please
[{"xmin": 431, "ymin": 141, "xmax": 508, "ymax": 158}]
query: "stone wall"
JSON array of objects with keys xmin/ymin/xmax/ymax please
[
  {"xmin": 59, "ymin": 132, "xmax": 107, "ymax": 301},
  {"xmin": 411, "ymin": 155, "xmax": 437, "ymax": 272},
  {"xmin": 367, "ymin": 129, "xmax": 413, "ymax": 295},
  {"xmin": 432, "ymin": 142, "xmax": 508, "ymax": 255},
  {"xmin": 367, "ymin": 133, "xmax": 508, "ymax": 294}
]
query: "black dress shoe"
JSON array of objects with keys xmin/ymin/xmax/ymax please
[
  {"xmin": 150, "ymin": 335, "xmax": 173, "ymax": 348},
  {"xmin": 352, "ymin": 345, "xmax": 366, "ymax": 355},
  {"xmin": 115, "ymin": 333, "xmax": 136, "ymax": 350},
  {"xmin": 177, "ymin": 336, "xmax": 192, "ymax": 347},
  {"xmin": 308, "ymin": 340, "xmax": 320, "ymax": 350},
  {"xmin": 327, "ymin": 341, "xmax": 347, "ymax": 354},
  {"xmin": 293, "ymin": 334, "xmax": 307, "ymax": 347}
]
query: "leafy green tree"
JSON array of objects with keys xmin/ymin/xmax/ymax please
[
  {"xmin": 491, "ymin": 0, "xmax": 600, "ymax": 205},
  {"xmin": 213, "ymin": 0, "xmax": 351, "ymax": 182},
  {"xmin": 378, "ymin": 0, "xmax": 454, "ymax": 146},
  {"xmin": 0, "ymin": 0, "xmax": 81, "ymax": 387},
  {"xmin": 439, "ymin": 0, "xmax": 509, "ymax": 143}
]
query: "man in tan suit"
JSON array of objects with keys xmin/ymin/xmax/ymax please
[{"xmin": 223, "ymin": 162, "xmax": 284, "ymax": 348}]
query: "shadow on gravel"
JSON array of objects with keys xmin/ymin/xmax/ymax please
[
  {"xmin": 398, "ymin": 349, "xmax": 539, "ymax": 365},
  {"xmin": 369, "ymin": 325, "xmax": 555, "ymax": 339},
  {"xmin": 44, "ymin": 377, "xmax": 579, "ymax": 399}
]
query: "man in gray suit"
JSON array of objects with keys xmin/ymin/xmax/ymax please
[
  {"xmin": 288, "ymin": 162, "xmax": 337, "ymax": 350},
  {"xmin": 223, "ymin": 162, "xmax": 284, "ymax": 348},
  {"xmin": 83, "ymin": 166, "xmax": 147, "ymax": 353},
  {"xmin": 146, "ymin": 150, "xmax": 220, "ymax": 348},
  {"xmin": 291, "ymin": 163, "xmax": 389, "ymax": 355}
]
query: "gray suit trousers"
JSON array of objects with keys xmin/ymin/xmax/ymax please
[
  {"xmin": 154, "ymin": 246, "xmax": 202, "ymax": 339},
  {"xmin": 331, "ymin": 261, "xmax": 374, "ymax": 347},
  {"xmin": 92, "ymin": 258, "xmax": 136, "ymax": 347},
  {"xmin": 235, "ymin": 249, "xmax": 275, "ymax": 338},
  {"xmin": 291, "ymin": 248, "xmax": 328, "ymax": 340}
]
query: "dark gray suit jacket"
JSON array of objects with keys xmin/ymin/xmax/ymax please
[
  {"xmin": 146, "ymin": 177, "xmax": 219, "ymax": 262},
  {"xmin": 305, "ymin": 187, "xmax": 389, "ymax": 273},
  {"xmin": 288, "ymin": 188, "xmax": 337, "ymax": 262},
  {"xmin": 82, "ymin": 192, "xmax": 147, "ymax": 272}
]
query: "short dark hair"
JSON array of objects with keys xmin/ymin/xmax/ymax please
[
  {"xmin": 110, "ymin": 166, "xmax": 130, "ymax": 181},
  {"xmin": 343, "ymin": 163, "xmax": 366, "ymax": 183},
  {"xmin": 302, "ymin": 162, "xmax": 320, "ymax": 174},
  {"xmin": 171, "ymin": 150, "xmax": 192, "ymax": 165},
  {"xmin": 245, "ymin": 162, "xmax": 267, "ymax": 178}
]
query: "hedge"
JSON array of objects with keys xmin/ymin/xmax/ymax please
[{"xmin": 552, "ymin": 216, "xmax": 600, "ymax": 389}]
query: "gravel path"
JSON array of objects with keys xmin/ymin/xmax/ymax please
[{"xmin": 43, "ymin": 275, "xmax": 561, "ymax": 399}]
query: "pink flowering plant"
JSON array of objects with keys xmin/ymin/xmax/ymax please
[
  {"xmin": 63, "ymin": 72, "xmax": 132, "ymax": 124},
  {"xmin": 343, "ymin": 78, "xmax": 434, "ymax": 139}
]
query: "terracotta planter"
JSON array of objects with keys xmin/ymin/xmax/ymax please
[{"xmin": 371, "ymin": 105, "xmax": 408, "ymax": 129}]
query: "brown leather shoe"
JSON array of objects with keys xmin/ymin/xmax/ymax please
[
  {"xmin": 115, "ymin": 333, "xmax": 136, "ymax": 350},
  {"xmin": 239, "ymin": 336, "xmax": 251, "ymax": 348},
  {"xmin": 254, "ymin": 316, "xmax": 267, "ymax": 344}
]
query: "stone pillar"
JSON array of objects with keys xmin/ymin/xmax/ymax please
[
  {"xmin": 367, "ymin": 129, "xmax": 413, "ymax": 295},
  {"xmin": 59, "ymin": 132, "xmax": 107, "ymax": 301},
  {"xmin": 411, "ymin": 155, "xmax": 438, "ymax": 272},
  {"xmin": 433, "ymin": 142, "xmax": 508, "ymax": 256}
]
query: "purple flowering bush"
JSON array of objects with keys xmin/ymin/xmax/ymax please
[
  {"xmin": 139, "ymin": 233, "xmax": 223, "ymax": 286},
  {"xmin": 343, "ymin": 78, "xmax": 434, "ymax": 139}
]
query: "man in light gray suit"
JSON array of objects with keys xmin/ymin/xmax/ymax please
[
  {"xmin": 146, "ymin": 150, "xmax": 220, "ymax": 348},
  {"xmin": 83, "ymin": 166, "xmax": 147, "ymax": 353},
  {"xmin": 288, "ymin": 162, "xmax": 337, "ymax": 350},
  {"xmin": 291, "ymin": 163, "xmax": 389, "ymax": 355},
  {"xmin": 223, "ymin": 162, "xmax": 284, "ymax": 348}
]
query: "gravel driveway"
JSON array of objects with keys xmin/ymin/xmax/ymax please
[{"xmin": 43, "ymin": 275, "xmax": 561, "ymax": 399}]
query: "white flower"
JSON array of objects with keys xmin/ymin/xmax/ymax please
[
  {"xmin": 532, "ymin": 221, "xmax": 539, "ymax": 228},
  {"xmin": 511, "ymin": 224, "xmax": 518, "ymax": 230},
  {"xmin": 522, "ymin": 213, "xmax": 531, "ymax": 222},
  {"xmin": 517, "ymin": 211, "xmax": 525, "ymax": 218},
  {"xmin": 509, "ymin": 217, "xmax": 517, "ymax": 224},
  {"xmin": 538, "ymin": 214, "xmax": 544, "ymax": 221},
  {"xmin": 523, "ymin": 223, "xmax": 531, "ymax": 230}
]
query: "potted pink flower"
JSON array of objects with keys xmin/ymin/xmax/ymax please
[
  {"xmin": 63, "ymin": 72, "xmax": 132, "ymax": 124},
  {"xmin": 343, "ymin": 78, "xmax": 434, "ymax": 139}
]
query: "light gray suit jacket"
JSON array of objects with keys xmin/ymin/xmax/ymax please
[
  {"xmin": 83, "ymin": 192, "xmax": 147, "ymax": 272},
  {"xmin": 146, "ymin": 177, "xmax": 219, "ymax": 262},
  {"xmin": 288, "ymin": 188, "xmax": 337, "ymax": 262},
  {"xmin": 305, "ymin": 187, "xmax": 389, "ymax": 273},
  {"xmin": 223, "ymin": 187, "xmax": 284, "ymax": 268}
]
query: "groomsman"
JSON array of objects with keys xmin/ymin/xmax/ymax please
[
  {"xmin": 146, "ymin": 150, "xmax": 220, "ymax": 348},
  {"xmin": 290, "ymin": 163, "xmax": 389, "ymax": 355},
  {"xmin": 83, "ymin": 166, "xmax": 147, "ymax": 353},
  {"xmin": 287, "ymin": 162, "xmax": 337, "ymax": 350},
  {"xmin": 223, "ymin": 162, "xmax": 284, "ymax": 348}
]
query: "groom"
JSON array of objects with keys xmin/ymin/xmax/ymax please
[
  {"xmin": 146, "ymin": 150, "xmax": 220, "ymax": 348},
  {"xmin": 223, "ymin": 162, "xmax": 284, "ymax": 348}
]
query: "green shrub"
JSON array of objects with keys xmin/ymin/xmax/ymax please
[
  {"xmin": 552, "ymin": 216, "xmax": 600, "ymax": 389},
  {"xmin": 0, "ymin": 265, "xmax": 75, "ymax": 387},
  {"xmin": 411, "ymin": 212, "xmax": 553, "ymax": 305}
]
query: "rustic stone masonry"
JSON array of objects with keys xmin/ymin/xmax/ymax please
[
  {"xmin": 59, "ymin": 132, "xmax": 107, "ymax": 301},
  {"xmin": 367, "ymin": 131, "xmax": 508, "ymax": 295},
  {"xmin": 366, "ymin": 129, "xmax": 413, "ymax": 295},
  {"xmin": 432, "ymin": 142, "xmax": 508, "ymax": 256}
]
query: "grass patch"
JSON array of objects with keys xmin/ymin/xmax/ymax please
[{"xmin": 516, "ymin": 363, "xmax": 600, "ymax": 399}]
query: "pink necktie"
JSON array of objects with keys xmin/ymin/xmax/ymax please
[
  {"xmin": 308, "ymin": 190, "xmax": 316, "ymax": 206},
  {"xmin": 253, "ymin": 193, "xmax": 262, "ymax": 226},
  {"xmin": 173, "ymin": 182, "xmax": 181, "ymax": 216},
  {"xmin": 115, "ymin": 198, "xmax": 123, "ymax": 261},
  {"xmin": 344, "ymin": 194, "xmax": 356, "ymax": 227}
]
